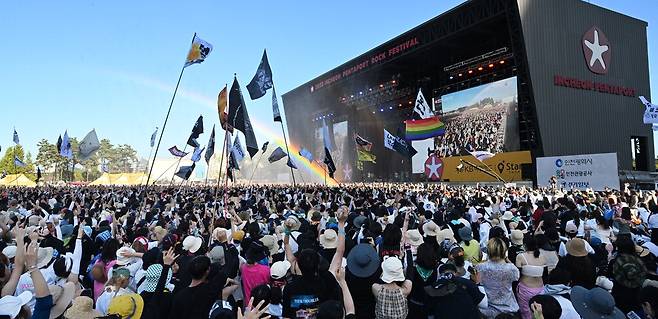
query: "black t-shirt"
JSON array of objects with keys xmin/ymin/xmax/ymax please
[
  {"xmin": 282, "ymin": 271, "xmax": 342, "ymax": 318},
  {"xmin": 168, "ymin": 269, "xmax": 227, "ymax": 319},
  {"xmin": 345, "ymin": 268, "xmax": 380, "ymax": 319},
  {"xmin": 426, "ymin": 276, "xmax": 484, "ymax": 319}
]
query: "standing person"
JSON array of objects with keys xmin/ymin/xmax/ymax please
[
  {"xmin": 608, "ymin": 235, "xmax": 647, "ymax": 314},
  {"xmin": 515, "ymin": 235, "xmax": 547, "ymax": 319},
  {"xmin": 281, "ymin": 208, "xmax": 347, "ymax": 318},
  {"xmin": 240, "ymin": 242, "xmax": 270, "ymax": 305},
  {"xmin": 345, "ymin": 243, "xmax": 380, "ymax": 319},
  {"xmin": 405, "ymin": 243, "xmax": 438, "ymax": 318},
  {"xmin": 477, "ymin": 237, "xmax": 520, "ymax": 318},
  {"xmin": 425, "ymin": 263, "xmax": 485, "ymax": 319},
  {"xmin": 556, "ymin": 238, "xmax": 596, "ymax": 289},
  {"xmin": 372, "ymin": 257, "xmax": 411, "ymax": 319},
  {"xmin": 167, "ymin": 255, "xmax": 227, "ymax": 319}
]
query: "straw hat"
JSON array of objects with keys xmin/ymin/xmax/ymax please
[
  {"xmin": 284, "ymin": 216, "xmax": 301, "ymax": 231},
  {"xmin": 405, "ymin": 229, "xmax": 424, "ymax": 247},
  {"xmin": 319, "ymin": 229, "xmax": 338, "ymax": 249},
  {"xmin": 64, "ymin": 296, "xmax": 102, "ymax": 319},
  {"xmin": 153, "ymin": 226, "xmax": 168, "ymax": 242},
  {"xmin": 510, "ymin": 229, "xmax": 524, "ymax": 246},
  {"xmin": 36, "ymin": 247, "xmax": 54, "ymax": 269},
  {"xmin": 259, "ymin": 235, "xmax": 280, "ymax": 256},
  {"xmin": 212, "ymin": 228, "xmax": 228, "ymax": 243},
  {"xmin": 436, "ymin": 228, "xmax": 455, "ymax": 244},
  {"xmin": 566, "ymin": 238, "xmax": 588, "ymax": 257},
  {"xmin": 422, "ymin": 221, "xmax": 440, "ymax": 237},
  {"xmin": 48, "ymin": 282, "xmax": 76, "ymax": 319},
  {"xmin": 182, "ymin": 236, "xmax": 203, "ymax": 253}
]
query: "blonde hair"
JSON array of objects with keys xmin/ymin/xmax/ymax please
[{"xmin": 486, "ymin": 237, "xmax": 508, "ymax": 261}]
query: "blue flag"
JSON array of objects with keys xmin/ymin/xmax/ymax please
[
  {"xmin": 150, "ymin": 127, "xmax": 158, "ymax": 148},
  {"xmin": 60, "ymin": 131, "xmax": 73, "ymax": 159},
  {"xmin": 287, "ymin": 157, "xmax": 298, "ymax": 170},
  {"xmin": 14, "ymin": 157, "xmax": 26, "ymax": 167},
  {"xmin": 191, "ymin": 147, "xmax": 205, "ymax": 162},
  {"xmin": 299, "ymin": 148, "xmax": 313, "ymax": 162},
  {"xmin": 12, "ymin": 129, "xmax": 19, "ymax": 144}
]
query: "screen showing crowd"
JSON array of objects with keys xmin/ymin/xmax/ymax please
[{"xmin": 437, "ymin": 76, "xmax": 519, "ymax": 157}]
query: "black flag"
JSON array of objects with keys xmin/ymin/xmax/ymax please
[
  {"xmin": 36, "ymin": 167, "xmax": 42, "ymax": 183},
  {"xmin": 246, "ymin": 49, "xmax": 273, "ymax": 100},
  {"xmin": 228, "ymin": 76, "xmax": 259, "ymax": 158},
  {"xmin": 324, "ymin": 147, "xmax": 336, "ymax": 178},
  {"xmin": 187, "ymin": 116, "xmax": 204, "ymax": 148},
  {"xmin": 261, "ymin": 141, "xmax": 269, "ymax": 153},
  {"xmin": 174, "ymin": 163, "xmax": 195, "ymax": 180},
  {"xmin": 204, "ymin": 125, "xmax": 215, "ymax": 164},
  {"xmin": 272, "ymin": 87, "xmax": 282, "ymax": 122},
  {"xmin": 56, "ymin": 135, "xmax": 62, "ymax": 153}
]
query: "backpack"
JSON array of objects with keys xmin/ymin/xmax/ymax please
[{"xmin": 612, "ymin": 254, "xmax": 647, "ymax": 288}]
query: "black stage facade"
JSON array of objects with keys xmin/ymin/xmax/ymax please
[{"xmin": 282, "ymin": 0, "xmax": 652, "ymax": 183}]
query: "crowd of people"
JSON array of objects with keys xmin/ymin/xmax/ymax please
[
  {"xmin": 438, "ymin": 104, "xmax": 509, "ymax": 157},
  {"xmin": 0, "ymin": 183, "xmax": 656, "ymax": 319}
]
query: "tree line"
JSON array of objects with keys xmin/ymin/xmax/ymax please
[{"xmin": 0, "ymin": 138, "xmax": 139, "ymax": 182}]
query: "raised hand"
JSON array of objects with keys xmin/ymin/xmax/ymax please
[
  {"xmin": 238, "ymin": 298, "xmax": 270, "ymax": 319},
  {"xmin": 163, "ymin": 248, "xmax": 179, "ymax": 266}
]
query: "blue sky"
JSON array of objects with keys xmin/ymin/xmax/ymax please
[{"xmin": 1, "ymin": 0, "xmax": 656, "ymax": 162}]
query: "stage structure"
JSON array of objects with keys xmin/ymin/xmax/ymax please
[{"xmin": 282, "ymin": 0, "xmax": 652, "ymax": 183}]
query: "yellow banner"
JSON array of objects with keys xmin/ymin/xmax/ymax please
[{"xmin": 440, "ymin": 151, "xmax": 532, "ymax": 182}]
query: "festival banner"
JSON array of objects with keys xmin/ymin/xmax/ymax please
[{"xmin": 440, "ymin": 151, "xmax": 532, "ymax": 182}]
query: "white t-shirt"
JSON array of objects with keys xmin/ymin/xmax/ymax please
[
  {"xmin": 96, "ymin": 287, "xmax": 131, "ymax": 315},
  {"xmin": 551, "ymin": 295, "xmax": 581, "ymax": 319}
]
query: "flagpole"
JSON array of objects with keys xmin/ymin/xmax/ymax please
[
  {"xmin": 274, "ymin": 85, "xmax": 296, "ymax": 186},
  {"xmin": 143, "ymin": 143, "xmax": 155, "ymax": 182},
  {"xmin": 213, "ymin": 131, "xmax": 229, "ymax": 213},
  {"xmin": 143, "ymin": 32, "xmax": 196, "ymax": 189},
  {"xmin": 248, "ymin": 152, "xmax": 264, "ymax": 184}
]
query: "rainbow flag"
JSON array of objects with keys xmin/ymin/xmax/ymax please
[{"xmin": 405, "ymin": 116, "xmax": 445, "ymax": 140}]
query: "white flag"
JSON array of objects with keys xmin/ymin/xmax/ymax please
[
  {"xmin": 79, "ymin": 129, "xmax": 100, "ymax": 161},
  {"xmin": 322, "ymin": 119, "xmax": 334, "ymax": 151},
  {"xmin": 384, "ymin": 129, "xmax": 396, "ymax": 150},
  {"xmin": 232, "ymin": 135, "xmax": 245, "ymax": 163},
  {"xmin": 640, "ymin": 96, "xmax": 658, "ymax": 124},
  {"xmin": 413, "ymin": 88, "xmax": 433, "ymax": 119}
]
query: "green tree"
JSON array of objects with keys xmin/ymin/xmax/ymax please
[
  {"xmin": 0, "ymin": 145, "xmax": 35, "ymax": 176},
  {"xmin": 115, "ymin": 144, "xmax": 138, "ymax": 172}
]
